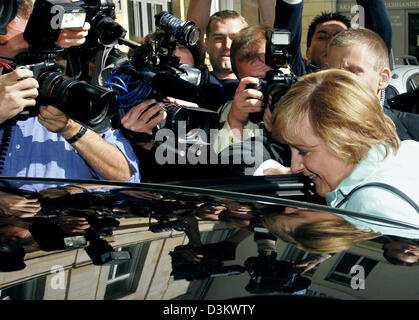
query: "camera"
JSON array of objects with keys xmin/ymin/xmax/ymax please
[
  {"xmin": 244, "ymin": 252, "xmax": 311, "ymax": 294},
  {"xmin": 247, "ymin": 29, "xmax": 298, "ymax": 124},
  {"xmin": 29, "ymin": 213, "xmax": 131, "ymax": 266},
  {"xmin": 169, "ymin": 244, "xmax": 246, "ymax": 281},
  {"xmin": 79, "ymin": 0, "xmax": 127, "ymax": 47},
  {"xmin": 149, "ymin": 219, "xmax": 190, "ymax": 233},
  {"xmin": 103, "ymin": 12, "xmax": 218, "ymax": 144},
  {"xmin": 10, "ymin": 0, "xmax": 120, "ymax": 132},
  {"xmin": 0, "ymin": 239, "xmax": 26, "ymax": 272},
  {"xmin": 26, "ymin": 193, "xmax": 130, "ymax": 266},
  {"xmin": 155, "ymin": 11, "xmax": 201, "ymax": 47}
]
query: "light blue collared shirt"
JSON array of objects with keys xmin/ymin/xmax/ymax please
[
  {"xmin": 326, "ymin": 141, "xmax": 419, "ymax": 239},
  {"xmin": 0, "ymin": 117, "xmax": 141, "ymax": 192}
]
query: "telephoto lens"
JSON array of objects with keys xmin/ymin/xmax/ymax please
[{"xmin": 155, "ymin": 11, "xmax": 201, "ymax": 46}]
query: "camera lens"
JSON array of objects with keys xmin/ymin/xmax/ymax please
[
  {"xmin": 92, "ymin": 15, "xmax": 127, "ymax": 45},
  {"xmin": 155, "ymin": 11, "xmax": 201, "ymax": 47},
  {"xmin": 38, "ymin": 71, "xmax": 118, "ymax": 131},
  {"xmin": 184, "ymin": 25, "xmax": 200, "ymax": 46}
]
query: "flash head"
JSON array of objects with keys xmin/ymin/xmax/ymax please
[
  {"xmin": 23, "ymin": 0, "xmax": 86, "ymax": 50},
  {"xmin": 270, "ymin": 30, "xmax": 291, "ymax": 46},
  {"xmin": 265, "ymin": 28, "xmax": 291, "ymax": 69}
]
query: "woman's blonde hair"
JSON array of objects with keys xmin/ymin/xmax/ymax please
[
  {"xmin": 272, "ymin": 69, "xmax": 400, "ymax": 163},
  {"xmin": 262, "ymin": 212, "xmax": 381, "ymax": 254}
]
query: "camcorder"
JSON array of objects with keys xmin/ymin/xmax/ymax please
[
  {"xmin": 8, "ymin": 0, "xmax": 121, "ymax": 132},
  {"xmin": 169, "ymin": 242, "xmax": 246, "ymax": 281},
  {"xmin": 244, "ymin": 252, "xmax": 311, "ymax": 294},
  {"xmin": 247, "ymin": 29, "xmax": 298, "ymax": 124},
  {"xmin": 103, "ymin": 11, "xmax": 219, "ymax": 146}
]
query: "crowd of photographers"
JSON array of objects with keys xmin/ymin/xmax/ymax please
[{"xmin": 0, "ymin": 0, "xmax": 419, "ymax": 287}]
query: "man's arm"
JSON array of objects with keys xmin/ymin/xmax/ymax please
[
  {"xmin": 356, "ymin": 0, "xmax": 392, "ymax": 54},
  {"xmin": 274, "ymin": 0, "xmax": 305, "ymax": 76},
  {"xmin": 38, "ymin": 105, "xmax": 136, "ymax": 181},
  {"xmin": 257, "ymin": 0, "xmax": 276, "ymax": 27},
  {"xmin": 186, "ymin": 0, "xmax": 213, "ymax": 63}
]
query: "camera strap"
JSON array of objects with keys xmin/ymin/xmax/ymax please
[
  {"xmin": 335, "ymin": 182, "xmax": 419, "ymax": 213},
  {"xmin": 0, "ymin": 62, "xmax": 12, "ymax": 71}
]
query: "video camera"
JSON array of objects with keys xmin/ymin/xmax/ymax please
[
  {"xmin": 103, "ymin": 11, "xmax": 219, "ymax": 144},
  {"xmin": 247, "ymin": 29, "xmax": 298, "ymax": 124},
  {"xmin": 9, "ymin": 0, "xmax": 120, "ymax": 132},
  {"xmin": 244, "ymin": 252, "xmax": 311, "ymax": 294}
]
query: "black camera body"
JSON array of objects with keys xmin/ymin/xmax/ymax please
[
  {"xmin": 244, "ymin": 252, "xmax": 311, "ymax": 294},
  {"xmin": 104, "ymin": 12, "xmax": 218, "ymax": 144},
  {"xmin": 22, "ymin": 0, "xmax": 87, "ymax": 52},
  {"xmin": 25, "ymin": 192, "xmax": 130, "ymax": 266},
  {"xmin": 169, "ymin": 244, "xmax": 245, "ymax": 281},
  {"xmin": 79, "ymin": 0, "xmax": 127, "ymax": 47},
  {"xmin": 248, "ymin": 29, "xmax": 298, "ymax": 124},
  {"xmin": 10, "ymin": 0, "xmax": 120, "ymax": 132}
]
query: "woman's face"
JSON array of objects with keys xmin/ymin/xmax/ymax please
[{"xmin": 289, "ymin": 114, "xmax": 356, "ymax": 197}]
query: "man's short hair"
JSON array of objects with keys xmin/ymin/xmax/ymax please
[
  {"xmin": 205, "ymin": 10, "xmax": 247, "ymax": 37},
  {"xmin": 328, "ymin": 28, "xmax": 390, "ymax": 70},
  {"xmin": 230, "ymin": 24, "xmax": 269, "ymax": 77},
  {"xmin": 17, "ymin": 0, "xmax": 33, "ymax": 18},
  {"xmin": 307, "ymin": 12, "xmax": 351, "ymax": 47}
]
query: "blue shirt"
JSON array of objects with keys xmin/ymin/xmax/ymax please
[
  {"xmin": 0, "ymin": 117, "xmax": 141, "ymax": 192},
  {"xmin": 199, "ymin": 68, "xmax": 239, "ymax": 111},
  {"xmin": 326, "ymin": 141, "xmax": 419, "ymax": 239}
]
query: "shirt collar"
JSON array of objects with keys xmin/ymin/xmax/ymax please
[{"xmin": 326, "ymin": 144, "xmax": 388, "ymax": 206}]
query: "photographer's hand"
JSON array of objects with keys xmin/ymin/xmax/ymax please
[
  {"xmin": 121, "ymin": 99, "xmax": 167, "ymax": 150},
  {"xmin": 0, "ymin": 69, "xmax": 38, "ymax": 124},
  {"xmin": 0, "ymin": 191, "xmax": 41, "ymax": 218},
  {"xmin": 39, "ymin": 105, "xmax": 133, "ymax": 181},
  {"xmin": 58, "ymin": 216, "xmax": 90, "ymax": 234},
  {"xmin": 57, "ymin": 22, "xmax": 90, "ymax": 48},
  {"xmin": 295, "ymin": 258, "xmax": 321, "ymax": 274},
  {"xmin": 164, "ymin": 96, "xmax": 199, "ymax": 108},
  {"xmin": 38, "ymin": 105, "xmax": 70, "ymax": 133},
  {"xmin": 121, "ymin": 99, "xmax": 166, "ymax": 135},
  {"xmin": 228, "ymin": 77, "xmax": 263, "ymax": 138}
]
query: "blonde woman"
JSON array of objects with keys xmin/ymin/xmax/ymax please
[{"xmin": 264, "ymin": 69, "xmax": 419, "ymax": 253}]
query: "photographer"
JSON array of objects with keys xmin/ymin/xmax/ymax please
[
  {"xmin": 186, "ymin": 3, "xmax": 249, "ymax": 111},
  {"xmin": 0, "ymin": 0, "xmax": 140, "ymax": 191},
  {"xmin": 211, "ymin": 25, "xmax": 291, "ymax": 176}
]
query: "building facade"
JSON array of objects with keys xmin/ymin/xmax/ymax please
[{"xmin": 114, "ymin": 0, "xmax": 418, "ymax": 63}]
